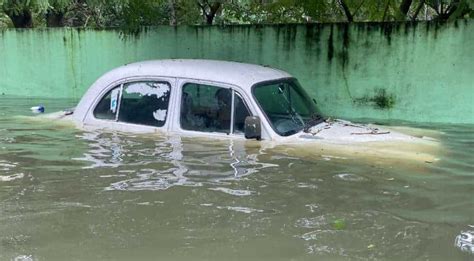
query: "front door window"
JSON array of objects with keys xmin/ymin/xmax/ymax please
[
  {"xmin": 180, "ymin": 83, "xmax": 251, "ymax": 134},
  {"xmin": 233, "ymin": 93, "xmax": 251, "ymax": 134}
]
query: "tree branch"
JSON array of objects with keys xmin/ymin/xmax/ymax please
[
  {"xmin": 352, "ymin": 0, "xmax": 366, "ymax": 18},
  {"xmin": 337, "ymin": 0, "xmax": 353, "ymax": 22},
  {"xmin": 411, "ymin": 0, "xmax": 425, "ymax": 21},
  {"xmin": 197, "ymin": 0, "xmax": 222, "ymax": 25},
  {"xmin": 425, "ymin": 1, "xmax": 440, "ymax": 15},
  {"xmin": 382, "ymin": 0, "xmax": 391, "ymax": 21},
  {"xmin": 399, "ymin": 0, "xmax": 413, "ymax": 15}
]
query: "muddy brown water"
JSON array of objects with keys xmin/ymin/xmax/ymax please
[{"xmin": 0, "ymin": 97, "xmax": 473, "ymax": 260}]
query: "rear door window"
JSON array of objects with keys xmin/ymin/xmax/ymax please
[
  {"xmin": 93, "ymin": 81, "xmax": 171, "ymax": 128},
  {"xmin": 93, "ymin": 86, "xmax": 121, "ymax": 120},
  {"xmin": 118, "ymin": 82, "xmax": 171, "ymax": 127}
]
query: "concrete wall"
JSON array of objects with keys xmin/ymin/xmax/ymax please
[{"xmin": 0, "ymin": 21, "xmax": 473, "ymax": 124}]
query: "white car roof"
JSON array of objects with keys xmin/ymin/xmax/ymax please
[
  {"xmin": 73, "ymin": 59, "xmax": 292, "ymax": 123},
  {"xmin": 104, "ymin": 59, "xmax": 292, "ymax": 88}
]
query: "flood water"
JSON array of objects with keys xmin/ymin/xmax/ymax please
[{"xmin": 1, "ymin": 97, "xmax": 473, "ymax": 260}]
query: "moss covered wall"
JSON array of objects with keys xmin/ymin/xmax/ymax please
[{"xmin": 0, "ymin": 21, "xmax": 472, "ymax": 124}]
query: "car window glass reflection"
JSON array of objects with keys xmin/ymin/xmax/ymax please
[
  {"xmin": 93, "ymin": 86, "xmax": 121, "ymax": 120},
  {"xmin": 181, "ymin": 83, "xmax": 232, "ymax": 133},
  {"xmin": 233, "ymin": 93, "xmax": 251, "ymax": 134},
  {"xmin": 118, "ymin": 81, "xmax": 171, "ymax": 127}
]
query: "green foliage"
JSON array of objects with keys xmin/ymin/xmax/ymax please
[
  {"xmin": 119, "ymin": 0, "xmax": 168, "ymax": 28},
  {"xmin": 0, "ymin": 12, "xmax": 12, "ymax": 27},
  {"xmin": 47, "ymin": 0, "xmax": 71, "ymax": 12},
  {"xmin": 0, "ymin": 0, "xmax": 471, "ymax": 28},
  {"xmin": 221, "ymin": 1, "xmax": 307, "ymax": 24},
  {"xmin": 1, "ymin": 0, "xmax": 49, "ymax": 15},
  {"xmin": 178, "ymin": 1, "xmax": 202, "ymax": 25},
  {"xmin": 425, "ymin": 0, "xmax": 473, "ymax": 20}
]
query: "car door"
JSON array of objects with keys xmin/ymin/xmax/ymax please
[
  {"xmin": 85, "ymin": 77, "xmax": 176, "ymax": 133},
  {"xmin": 172, "ymin": 79, "xmax": 254, "ymax": 139}
]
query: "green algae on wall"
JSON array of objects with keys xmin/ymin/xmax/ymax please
[{"xmin": 0, "ymin": 21, "xmax": 472, "ymax": 124}]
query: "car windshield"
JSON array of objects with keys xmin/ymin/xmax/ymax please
[{"xmin": 253, "ymin": 79, "xmax": 323, "ymax": 136}]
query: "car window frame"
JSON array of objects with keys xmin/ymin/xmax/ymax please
[
  {"xmin": 92, "ymin": 84, "xmax": 123, "ymax": 121},
  {"xmin": 176, "ymin": 79, "xmax": 253, "ymax": 138},
  {"xmin": 251, "ymin": 77, "xmax": 314, "ymax": 137},
  {"xmin": 233, "ymin": 91, "xmax": 253, "ymax": 134},
  {"xmin": 118, "ymin": 81, "xmax": 172, "ymax": 128},
  {"xmin": 87, "ymin": 76, "xmax": 176, "ymax": 132}
]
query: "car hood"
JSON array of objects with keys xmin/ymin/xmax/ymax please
[{"xmin": 298, "ymin": 119, "xmax": 426, "ymax": 144}]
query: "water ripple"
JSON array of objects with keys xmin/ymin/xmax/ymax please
[
  {"xmin": 333, "ymin": 173, "xmax": 369, "ymax": 182},
  {"xmin": 295, "ymin": 211, "xmax": 427, "ymax": 258},
  {"xmin": 208, "ymin": 187, "xmax": 255, "ymax": 196},
  {"xmin": 216, "ymin": 206, "xmax": 264, "ymax": 214},
  {"xmin": 74, "ymin": 133, "xmax": 279, "ymax": 191},
  {"xmin": 0, "ymin": 173, "xmax": 24, "ymax": 182}
]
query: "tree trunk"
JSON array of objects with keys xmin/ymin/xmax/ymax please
[
  {"xmin": 205, "ymin": 14, "xmax": 215, "ymax": 25},
  {"xmin": 411, "ymin": 0, "xmax": 425, "ymax": 21},
  {"xmin": 337, "ymin": 0, "xmax": 353, "ymax": 22},
  {"xmin": 382, "ymin": 0, "xmax": 392, "ymax": 21},
  {"xmin": 198, "ymin": 1, "xmax": 221, "ymax": 25},
  {"xmin": 430, "ymin": 1, "xmax": 469, "ymax": 20},
  {"xmin": 46, "ymin": 10, "xmax": 65, "ymax": 27},
  {"xmin": 6, "ymin": 9, "xmax": 33, "ymax": 28},
  {"xmin": 399, "ymin": 0, "xmax": 413, "ymax": 16},
  {"xmin": 168, "ymin": 0, "xmax": 177, "ymax": 26},
  {"xmin": 207, "ymin": 2, "xmax": 221, "ymax": 25}
]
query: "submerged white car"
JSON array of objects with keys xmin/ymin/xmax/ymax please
[{"xmin": 45, "ymin": 59, "xmax": 439, "ymax": 162}]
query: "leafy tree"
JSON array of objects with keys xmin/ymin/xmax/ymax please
[
  {"xmin": 197, "ymin": 0, "xmax": 223, "ymax": 24},
  {"xmin": 0, "ymin": 0, "xmax": 471, "ymax": 28},
  {"xmin": 170, "ymin": 0, "xmax": 201, "ymax": 25},
  {"xmin": 55, "ymin": 0, "xmax": 134, "ymax": 28},
  {"xmin": 0, "ymin": 11, "xmax": 12, "ymax": 27},
  {"xmin": 0, "ymin": 0, "xmax": 49, "ymax": 28},
  {"xmin": 0, "ymin": 0, "xmax": 125, "ymax": 28},
  {"xmin": 117, "ymin": 0, "xmax": 168, "ymax": 28},
  {"xmin": 425, "ymin": 0, "xmax": 473, "ymax": 20},
  {"xmin": 220, "ymin": 0, "xmax": 331, "ymax": 24},
  {"xmin": 45, "ymin": 0, "xmax": 71, "ymax": 26}
]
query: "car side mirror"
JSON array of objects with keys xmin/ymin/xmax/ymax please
[{"xmin": 244, "ymin": 116, "xmax": 261, "ymax": 140}]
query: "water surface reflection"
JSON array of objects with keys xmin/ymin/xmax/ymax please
[
  {"xmin": 1, "ymin": 97, "xmax": 473, "ymax": 260},
  {"xmin": 74, "ymin": 132, "xmax": 279, "ymax": 191}
]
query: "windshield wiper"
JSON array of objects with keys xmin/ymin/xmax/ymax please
[
  {"xmin": 282, "ymin": 129, "xmax": 299, "ymax": 136},
  {"xmin": 303, "ymin": 114, "xmax": 325, "ymax": 133}
]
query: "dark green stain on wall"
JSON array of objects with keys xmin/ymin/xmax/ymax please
[
  {"xmin": 354, "ymin": 89, "xmax": 396, "ymax": 110},
  {"xmin": 340, "ymin": 23, "xmax": 350, "ymax": 68},
  {"xmin": 304, "ymin": 23, "xmax": 323, "ymax": 59},
  {"xmin": 327, "ymin": 25, "xmax": 334, "ymax": 63}
]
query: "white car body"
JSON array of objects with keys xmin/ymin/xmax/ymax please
[
  {"xmin": 73, "ymin": 59, "xmax": 288, "ymax": 141},
  {"xmin": 41, "ymin": 59, "xmax": 439, "ymax": 162}
]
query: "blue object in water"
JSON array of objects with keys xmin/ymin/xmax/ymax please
[{"xmin": 31, "ymin": 105, "xmax": 45, "ymax": 113}]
